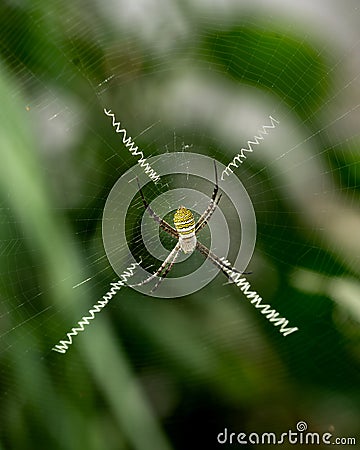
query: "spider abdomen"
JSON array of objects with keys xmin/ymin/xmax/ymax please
[
  {"xmin": 173, "ymin": 206, "xmax": 196, "ymax": 253},
  {"xmin": 179, "ymin": 235, "xmax": 197, "ymax": 254}
]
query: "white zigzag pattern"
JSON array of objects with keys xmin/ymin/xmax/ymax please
[
  {"xmin": 219, "ymin": 257, "xmax": 298, "ymax": 336},
  {"xmin": 52, "ymin": 261, "xmax": 140, "ymax": 354},
  {"xmin": 221, "ymin": 116, "xmax": 279, "ymax": 181},
  {"xmin": 104, "ymin": 108, "xmax": 161, "ymax": 183}
]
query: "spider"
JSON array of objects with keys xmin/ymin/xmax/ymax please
[{"xmin": 133, "ymin": 161, "xmax": 247, "ymax": 293}]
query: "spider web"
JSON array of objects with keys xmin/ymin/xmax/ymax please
[{"xmin": 0, "ymin": 1, "xmax": 360, "ymax": 449}]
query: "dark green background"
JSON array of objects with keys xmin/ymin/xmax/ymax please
[{"xmin": 0, "ymin": 1, "xmax": 359, "ymax": 449}]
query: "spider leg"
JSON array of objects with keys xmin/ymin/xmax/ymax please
[
  {"xmin": 130, "ymin": 242, "xmax": 181, "ymax": 288},
  {"xmin": 196, "ymin": 241, "xmax": 250, "ymax": 282},
  {"xmin": 150, "ymin": 246, "xmax": 181, "ymax": 293},
  {"xmin": 136, "ymin": 177, "xmax": 178, "ymax": 239},
  {"xmin": 195, "ymin": 160, "xmax": 222, "ymax": 233},
  {"xmin": 195, "ymin": 193, "xmax": 222, "ymax": 234}
]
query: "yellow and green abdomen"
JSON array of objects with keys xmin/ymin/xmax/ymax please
[
  {"xmin": 173, "ymin": 207, "xmax": 197, "ymax": 253},
  {"xmin": 173, "ymin": 207, "xmax": 195, "ymax": 236}
]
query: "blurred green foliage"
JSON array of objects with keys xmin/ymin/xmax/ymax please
[
  {"xmin": 0, "ymin": 2, "xmax": 359, "ymax": 450},
  {"xmin": 201, "ymin": 26, "xmax": 330, "ymax": 119}
]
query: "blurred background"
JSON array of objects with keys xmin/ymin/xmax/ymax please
[{"xmin": 0, "ymin": 0, "xmax": 360, "ymax": 449}]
